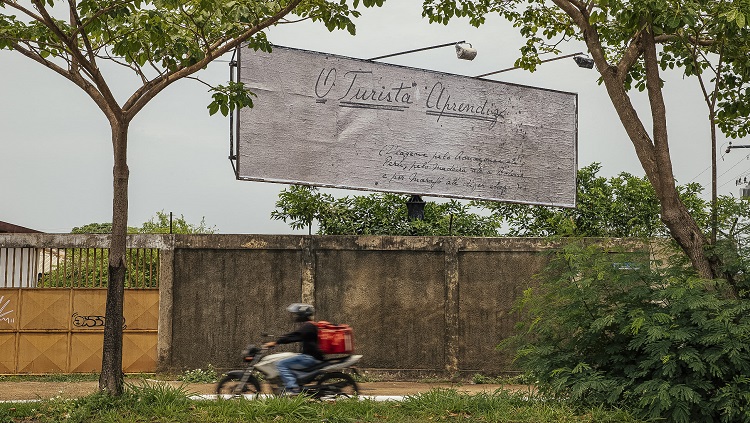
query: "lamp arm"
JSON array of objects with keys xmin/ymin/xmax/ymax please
[
  {"xmin": 369, "ymin": 41, "xmax": 465, "ymax": 61},
  {"xmin": 475, "ymin": 51, "xmax": 584, "ymax": 78}
]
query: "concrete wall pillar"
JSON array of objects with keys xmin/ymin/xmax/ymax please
[
  {"xmin": 156, "ymin": 235, "xmax": 174, "ymax": 372},
  {"xmin": 443, "ymin": 238, "xmax": 460, "ymax": 376},
  {"xmin": 301, "ymin": 236, "xmax": 316, "ymax": 305}
]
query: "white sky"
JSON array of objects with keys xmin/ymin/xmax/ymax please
[{"xmin": 1, "ymin": 2, "xmax": 748, "ymax": 234}]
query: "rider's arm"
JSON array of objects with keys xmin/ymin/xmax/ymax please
[{"xmin": 274, "ymin": 330, "xmax": 304, "ymax": 345}]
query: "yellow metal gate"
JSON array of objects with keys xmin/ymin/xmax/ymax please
[{"xmin": 0, "ymin": 288, "xmax": 158, "ymax": 374}]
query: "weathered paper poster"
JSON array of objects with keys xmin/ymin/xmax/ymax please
[{"xmin": 237, "ymin": 45, "xmax": 577, "ymax": 207}]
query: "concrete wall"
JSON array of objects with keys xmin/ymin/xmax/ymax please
[
  {"xmin": 0, "ymin": 233, "xmax": 560, "ymax": 376},
  {"xmin": 158, "ymin": 235, "xmax": 556, "ymax": 376}
]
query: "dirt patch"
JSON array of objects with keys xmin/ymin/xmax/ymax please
[{"xmin": 0, "ymin": 380, "xmax": 531, "ymax": 401}]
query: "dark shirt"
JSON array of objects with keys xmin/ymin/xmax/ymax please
[{"xmin": 275, "ymin": 321, "xmax": 324, "ymax": 361}]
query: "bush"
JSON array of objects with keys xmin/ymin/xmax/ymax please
[
  {"xmin": 178, "ymin": 365, "xmax": 218, "ymax": 383},
  {"xmin": 504, "ymin": 241, "xmax": 750, "ymax": 423}
]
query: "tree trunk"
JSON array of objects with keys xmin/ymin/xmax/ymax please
[
  {"xmin": 100, "ymin": 121, "xmax": 129, "ymax": 395},
  {"xmin": 575, "ymin": 19, "xmax": 715, "ymax": 279}
]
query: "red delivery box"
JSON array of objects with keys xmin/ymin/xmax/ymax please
[{"xmin": 313, "ymin": 321, "xmax": 355, "ymax": 354}]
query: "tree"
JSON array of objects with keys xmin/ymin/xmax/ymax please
[
  {"xmin": 271, "ymin": 185, "xmax": 334, "ymax": 235},
  {"xmin": 55, "ymin": 212, "xmax": 215, "ymax": 289},
  {"xmin": 422, "ymin": 0, "xmax": 750, "ymax": 280},
  {"xmin": 72, "ymin": 211, "xmax": 216, "ymax": 234},
  {"xmin": 272, "ymin": 185, "xmax": 503, "ymax": 236},
  {"xmin": 138, "ymin": 210, "xmax": 217, "ymax": 234},
  {"xmin": 273, "ymin": 165, "xmax": 711, "ymax": 239},
  {"xmin": 71, "ymin": 222, "xmax": 118, "ymax": 234},
  {"xmin": 479, "ymin": 163, "xmax": 708, "ymax": 238},
  {"xmin": 1, "ymin": 0, "xmax": 384, "ymax": 394}
]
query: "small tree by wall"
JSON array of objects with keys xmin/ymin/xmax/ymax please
[{"xmin": 1, "ymin": 0, "xmax": 384, "ymax": 394}]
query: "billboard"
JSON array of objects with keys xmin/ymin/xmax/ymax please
[{"xmin": 236, "ymin": 45, "xmax": 577, "ymax": 207}]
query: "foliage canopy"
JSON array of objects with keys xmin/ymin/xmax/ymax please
[
  {"xmin": 477, "ymin": 163, "xmax": 709, "ymax": 238},
  {"xmin": 422, "ymin": 0, "xmax": 750, "ymax": 279},
  {"xmin": 271, "ymin": 185, "xmax": 502, "ymax": 236},
  {"xmin": 272, "ymin": 164, "xmax": 718, "ymax": 238},
  {"xmin": 506, "ymin": 240, "xmax": 750, "ymax": 422}
]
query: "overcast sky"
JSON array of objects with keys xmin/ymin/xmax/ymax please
[{"xmin": 2, "ymin": 2, "xmax": 749, "ymax": 234}]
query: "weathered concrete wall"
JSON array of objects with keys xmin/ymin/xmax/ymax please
[
  {"xmin": 0, "ymin": 233, "xmax": 561, "ymax": 376},
  {"xmin": 457, "ymin": 247, "xmax": 549, "ymax": 372},
  {"xmin": 160, "ymin": 235, "xmax": 555, "ymax": 375},
  {"xmin": 170, "ymin": 247, "xmax": 304, "ymax": 370}
]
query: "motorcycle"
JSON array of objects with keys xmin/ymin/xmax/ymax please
[{"xmin": 216, "ymin": 343, "xmax": 362, "ymax": 399}]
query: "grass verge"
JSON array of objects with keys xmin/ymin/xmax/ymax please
[
  {"xmin": 0, "ymin": 373, "xmax": 102, "ymax": 383},
  {"xmin": 0, "ymin": 381, "xmax": 648, "ymax": 422}
]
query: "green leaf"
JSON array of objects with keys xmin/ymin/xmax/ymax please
[{"xmin": 207, "ymin": 102, "xmax": 220, "ymax": 116}]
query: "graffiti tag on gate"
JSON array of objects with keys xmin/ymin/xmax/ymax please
[
  {"xmin": 0, "ymin": 295, "xmax": 14, "ymax": 325},
  {"xmin": 72, "ymin": 313, "xmax": 127, "ymax": 330}
]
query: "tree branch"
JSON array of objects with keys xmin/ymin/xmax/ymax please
[
  {"xmin": 552, "ymin": 0, "xmax": 657, "ymax": 172},
  {"xmin": 185, "ymin": 76, "xmax": 214, "ymax": 90},
  {"xmin": 123, "ymin": 0, "xmax": 305, "ymax": 120},
  {"xmin": 96, "ymin": 47, "xmax": 150, "ymax": 84},
  {"xmin": 30, "ymin": 0, "xmax": 74, "ymax": 47},
  {"xmin": 10, "ymin": 41, "xmax": 112, "ymax": 117},
  {"xmin": 11, "ymin": 41, "xmax": 70, "ymax": 79},
  {"xmin": 3, "ymin": 1, "xmax": 45, "ymax": 24},
  {"xmin": 654, "ymin": 34, "xmax": 714, "ymax": 46},
  {"xmin": 67, "ymin": 0, "xmax": 97, "ymax": 64},
  {"xmin": 278, "ymin": 16, "xmax": 311, "ymax": 24},
  {"xmin": 642, "ymin": 28, "xmax": 669, "ymax": 165},
  {"xmin": 616, "ymin": 31, "xmax": 644, "ymax": 82},
  {"xmin": 178, "ymin": 3, "xmax": 212, "ymax": 52},
  {"xmin": 28, "ymin": 0, "xmax": 121, "ymax": 115}
]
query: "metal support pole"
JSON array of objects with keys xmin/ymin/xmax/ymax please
[
  {"xmin": 476, "ymin": 52, "xmax": 585, "ymax": 78},
  {"xmin": 228, "ymin": 47, "xmax": 239, "ymax": 176},
  {"xmin": 725, "ymin": 142, "xmax": 750, "ymax": 153},
  {"xmin": 369, "ymin": 41, "xmax": 466, "ymax": 61}
]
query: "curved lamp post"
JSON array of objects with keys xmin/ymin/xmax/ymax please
[
  {"xmin": 475, "ymin": 52, "xmax": 594, "ymax": 78},
  {"xmin": 369, "ymin": 41, "xmax": 477, "ymax": 221}
]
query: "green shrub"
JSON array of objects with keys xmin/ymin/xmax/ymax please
[
  {"xmin": 471, "ymin": 373, "xmax": 497, "ymax": 384},
  {"xmin": 504, "ymin": 241, "xmax": 750, "ymax": 423},
  {"xmin": 471, "ymin": 373, "xmax": 531, "ymax": 385},
  {"xmin": 178, "ymin": 364, "xmax": 218, "ymax": 383}
]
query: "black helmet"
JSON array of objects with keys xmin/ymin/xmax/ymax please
[{"xmin": 286, "ymin": 303, "xmax": 315, "ymax": 319}]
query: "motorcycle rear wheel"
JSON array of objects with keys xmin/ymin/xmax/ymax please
[
  {"xmin": 216, "ymin": 373, "xmax": 262, "ymax": 398},
  {"xmin": 314, "ymin": 372, "xmax": 358, "ymax": 399}
]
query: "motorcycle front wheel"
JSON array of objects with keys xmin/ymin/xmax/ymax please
[
  {"xmin": 216, "ymin": 373, "xmax": 262, "ymax": 398},
  {"xmin": 314, "ymin": 372, "xmax": 359, "ymax": 399}
]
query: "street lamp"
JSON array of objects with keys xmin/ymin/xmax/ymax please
[
  {"xmin": 725, "ymin": 141, "xmax": 750, "ymax": 154},
  {"xmin": 369, "ymin": 41, "xmax": 476, "ymax": 223},
  {"xmin": 475, "ymin": 52, "xmax": 594, "ymax": 78}
]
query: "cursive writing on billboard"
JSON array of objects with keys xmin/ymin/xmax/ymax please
[{"xmin": 237, "ymin": 46, "xmax": 577, "ymax": 207}]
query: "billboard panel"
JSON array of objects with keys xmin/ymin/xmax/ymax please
[{"xmin": 237, "ymin": 46, "xmax": 577, "ymax": 207}]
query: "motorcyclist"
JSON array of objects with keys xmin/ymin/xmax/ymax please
[{"xmin": 262, "ymin": 303, "xmax": 324, "ymax": 395}]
